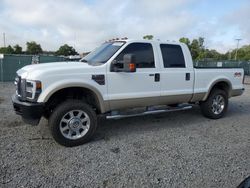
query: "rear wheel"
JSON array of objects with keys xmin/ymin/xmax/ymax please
[
  {"xmin": 200, "ymin": 89, "xmax": 228, "ymax": 119},
  {"xmin": 49, "ymin": 100, "xmax": 97, "ymax": 147}
]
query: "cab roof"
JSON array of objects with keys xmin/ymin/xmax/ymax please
[{"xmin": 107, "ymin": 38, "xmax": 183, "ymax": 45}]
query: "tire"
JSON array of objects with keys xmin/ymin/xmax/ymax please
[
  {"xmin": 49, "ymin": 100, "xmax": 97, "ymax": 147},
  {"xmin": 200, "ymin": 89, "xmax": 228, "ymax": 119}
]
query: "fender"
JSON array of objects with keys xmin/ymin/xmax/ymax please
[
  {"xmin": 202, "ymin": 78, "xmax": 232, "ymax": 101},
  {"xmin": 37, "ymin": 79, "xmax": 109, "ymax": 113}
]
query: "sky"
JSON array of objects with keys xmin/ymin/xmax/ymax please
[{"xmin": 0, "ymin": 0, "xmax": 249, "ymax": 53}]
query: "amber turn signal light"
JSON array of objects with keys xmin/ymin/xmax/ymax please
[
  {"xmin": 36, "ymin": 82, "xmax": 42, "ymax": 89},
  {"xmin": 129, "ymin": 63, "xmax": 136, "ymax": 72}
]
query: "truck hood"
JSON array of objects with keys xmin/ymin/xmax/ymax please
[{"xmin": 17, "ymin": 61, "xmax": 98, "ymax": 79}]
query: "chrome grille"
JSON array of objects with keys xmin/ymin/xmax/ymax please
[{"xmin": 14, "ymin": 75, "xmax": 22, "ymax": 97}]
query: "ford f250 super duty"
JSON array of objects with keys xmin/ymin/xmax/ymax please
[{"xmin": 12, "ymin": 39, "xmax": 245, "ymax": 146}]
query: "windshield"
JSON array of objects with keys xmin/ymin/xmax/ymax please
[{"xmin": 80, "ymin": 41, "xmax": 125, "ymax": 65}]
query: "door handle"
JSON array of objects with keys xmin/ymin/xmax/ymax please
[
  {"xmin": 155, "ymin": 73, "xmax": 160, "ymax": 82},
  {"xmin": 149, "ymin": 73, "xmax": 160, "ymax": 82},
  {"xmin": 186, "ymin": 73, "xmax": 190, "ymax": 81}
]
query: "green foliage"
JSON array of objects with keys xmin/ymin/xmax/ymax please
[
  {"xmin": 179, "ymin": 37, "xmax": 190, "ymax": 46},
  {"xmin": 13, "ymin": 44, "xmax": 22, "ymax": 54},
  {"xmin": 56, "ymin": 44, "xmax": 78, "ymax": 56},
  {"xmin": 179, "ymin": 37, "xmax": 206, "ymax": 61},
  {"xmin": 179, "ymin": 37, "xmax": 229, "ymax": 61},
  {"xmin": 26, "ymin": 41, "xmax": 43, "ymax": 54},
  {"xmin": 0, "ymin": 45, "xmax": 14, "ymax": 54},
  {"xmin": 0, "ymin": 44, "xmax": 22, "ymax": 54},
  {"xmin": 143, "ymin": 35, "xmax": 154, "ymax": 40},
  {"xmin": 228, "ymin": 45, "xmax": 250, "ymax": 61}
]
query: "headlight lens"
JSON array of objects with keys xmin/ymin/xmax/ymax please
[{"xmin": 25, "ymin": 80, "xmax": 42, "ymax": 102}]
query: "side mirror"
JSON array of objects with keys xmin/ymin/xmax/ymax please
[
  {"xmin": 113, "ymin": 54, "xmax": 136, "ymax": 72},
  {"xmin": 123, "ymin": 54, "xmax": 136, "ymax": 72}
]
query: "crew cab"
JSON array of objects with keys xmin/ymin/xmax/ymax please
[{"xmin": 12, "ymin": 39, "xmax": 245, "ymax": 146}]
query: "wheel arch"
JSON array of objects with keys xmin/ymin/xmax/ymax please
[
  {"xmin": 40, "ymin": 83, "xmax": 109, "ymax": 114},
  {"xmin": 203, "ymin": 79, "xmax": 232, "ymax": 101}
]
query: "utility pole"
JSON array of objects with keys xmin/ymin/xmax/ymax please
[
  {"xmin": 235, "ymin": 38, "xmax": 242, "ymax": 61},
  {"xmin": 3, "ymin": 33, "xmax": 6, "ymax": 47}
]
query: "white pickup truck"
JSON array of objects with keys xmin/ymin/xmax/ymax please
[{"xmin": 12, "ymin": 39, "xmax": 245, "ymax": 146}]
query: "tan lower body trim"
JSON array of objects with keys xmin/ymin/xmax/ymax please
[
  {"xmin": 109, "ymin": 97, "xmax": 158, "ymax": 111},
  {"xmin": 108, "ymin": 94, "xmax": 193, "ymax": 111},
  {"xmin": 160, "ymin": 94, "xmax": 192, "ymax": 105},
  {"xmin": 190, "ymin": 92, "xmax": 206, "ymax": 102},
  {"xmin": 230, "ymin": 88, "xmax": 244, "ymax": 97}
]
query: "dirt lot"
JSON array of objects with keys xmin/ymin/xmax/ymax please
[{"xmin": 0, "ymin": 78, "xmax": 250, "ymax": 188}]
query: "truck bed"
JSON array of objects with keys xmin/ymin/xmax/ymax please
[{"xmin": 193, "ymin": 68, "xmax": 244, "ymax": 98}]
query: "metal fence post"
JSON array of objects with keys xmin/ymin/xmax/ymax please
[{"xmin": 0, "ymin": 54, "xmax": 4, "ymax": 82}]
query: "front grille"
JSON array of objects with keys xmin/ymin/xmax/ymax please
[
  {"xmin": 15, "ymin": 76, "xmax": 21, "ymax": 96},
  {"xmin": 15, "ymin": 75, "xmax": 26, "ymax": 100}
]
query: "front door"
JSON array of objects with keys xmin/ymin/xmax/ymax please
[{"xmin": 107, "ymin": 42, "xmax": 161, "ymax": 110}]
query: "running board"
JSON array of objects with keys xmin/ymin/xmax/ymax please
[{"xmin": 106, "ymin": 105, "xmax": 192, "ymax": 120}]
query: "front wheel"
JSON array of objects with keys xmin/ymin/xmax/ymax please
[
  {"xmin": 49, "ymin": 100, "xmax": 97, "ymax": 147},
  {"xmin": 200, "ymin": 89, "xmax": 228, "ymax": 119}
]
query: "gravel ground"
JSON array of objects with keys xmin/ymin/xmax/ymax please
[{"xmin": 0, "ymin": 78, "xmax": 250, "ymax": 188}]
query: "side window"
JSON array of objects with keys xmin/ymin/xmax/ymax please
[
  {"xmin": 160, "ymin": 44, "xmax": 185, "ymax": 68},
  {"xmin": 115, "ymin": 43, "xmax": 155, "ymax": 68}
]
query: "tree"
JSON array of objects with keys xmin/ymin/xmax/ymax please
[
  {"xmin": 6, "ymin": 45, "xmax": 14, "ymax": 54},
  {"xmin": 143, "ymin": 35, "xmax": 154, "ymax": 40},
  {"xmin": 234, "ymin": 45, "xmax": 250, "ymax": 61},
  {"xmin": 198, "ymin": 37, "xmax": 205, "ymax": 49},
  {"xmin": 0, "ymin": 47, "xmax": 4, "ymax": 54},
  {"xmin": 179, "ymin": 37, "xmax": 250, "ymax": 61},
  {"xmin": 13, "ymin": 44, "xmax": 22, "ymax": 54},
  {"xmin": 190, "ymin": 39, "xmax": 200, "ymax": 60},
  {"xmin": 179, "ymin": 37, "xmax": 206, "ymax": 61},
  {"xmin": 205, "ymin": 49, "xmax": 223, "ymax": 60},
  {"xmin": 56, "ymin": 44, "xmax": 78, "ymax": 56},
  {"xmin": 0, "ymin": 45, "xmax": 14, "ymax": 54},
  {"xmin": 26, "ymin": 41, "xmax": 43, "ymax": 54},
  {"xmin": 179, "ymin": 37, "xmax": 190, "ymax": 47}
]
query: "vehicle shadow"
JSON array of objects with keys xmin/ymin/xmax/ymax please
[
  {"xmin": 34, "ymin": 100, "xmax": 250, "ymax": 145},
  {"xmin": 93, "ymin": 101, "xmax": 250, "ymax": 142}
]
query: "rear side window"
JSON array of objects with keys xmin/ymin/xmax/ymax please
[
  {"xmin": 160, "ymin": 44, "xmax": 185, "ymax": 68},
  {"xmin": 115, "ymin": 43, "xmax": 155, "ymax": 68}
]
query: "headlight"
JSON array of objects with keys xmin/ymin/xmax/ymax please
[{"xmin": 25, "ymin": 80, "xmax": 42, "ymax": 102}]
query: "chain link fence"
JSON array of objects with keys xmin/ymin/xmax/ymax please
[{"xmin": 195, "ymin": 60, "xmax": 250, "ymax": 75}]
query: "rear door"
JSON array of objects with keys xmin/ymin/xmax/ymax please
[
  {"xmin": 159, "ymin": 44, "xmax": 194, "ymax": 103},
  {"xmin": 107, "ymin": 42, "xmax": 161, "ymax": 110}
]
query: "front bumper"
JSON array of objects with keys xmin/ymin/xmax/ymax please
[{"xmin": 12, "ymin": 95, "xmax": 44, "ymax": 125}]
